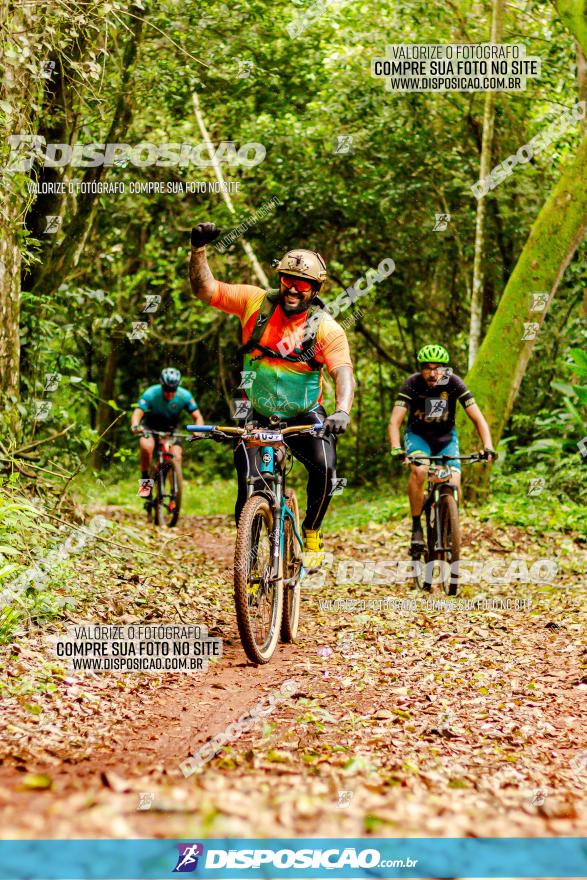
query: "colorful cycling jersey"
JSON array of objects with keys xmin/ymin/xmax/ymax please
[
  {"xmin": 211, "ymin": 280, "xmax": 352, "ymax": 418},
  {"xmin": 137, "ymin": 385, "xmax": 198, "ymax": 430},
  {"xmin": 394, "ymin": 372, "xmax": 475, "ymax": 446}
]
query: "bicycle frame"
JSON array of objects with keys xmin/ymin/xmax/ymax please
[
  {"xmin": 187, "ymin": 422, "xmax": 314, "ymax": 576},
  {"xmin": 137, "ymin": 430, "xmax": 185, "ymax": 518},
  {"xmin": 156, "ymin": 436, "xmax": 174, "ymax": 468},
  {"xmin": 247, "ymin": 438, "xmax": 305, "ymax": 581},
  {"xmin": 420, "ymin": 465, "xmax": 456, "ymax": 557},
  {"xmin": 408, "ymin": 452, "xmax": 484, "ymax": 557},
  {"xmin": 139, "ymin": 430, "xmax": 181, "ymax": 468}
]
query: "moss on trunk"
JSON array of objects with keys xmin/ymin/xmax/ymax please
[
  {"xmin": 458, "ymin": 133, "xmax": 587, "ymax": 483},
  {"xmin": 554, "ymin": 0, "xmax": 587, "ymax": 55}
]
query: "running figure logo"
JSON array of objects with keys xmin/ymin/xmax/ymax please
[
  {"xmin": 425, "ymin": 398, "xmax": 447, "ymax": 418},
  {"xmin": 433, "ymin": 213, "xmax": 450, "ymax": 231},
  {"xmin": 232, "ymin": 399, "xmax": 252, "ymax": 420},
  {"xmin": 142, "ymin": 295, "xmax": 161, "ymax": 313},
  {"xmin": 530, "ymin": 292, "xmax": 550, "ymax": 312},
  {"xmin": 173, "ymin": 843, "xmax": 204, "ymax": 873},
  {"xmin": 333, "ymin": 135, "xmax": 353, "ymax": 154},
  {"xmin": 522, "ymin": 322, "xmax": 540, "ymax": 341},
  {"xmin": 44, "ymin": 215, "xmax": 62, "ymax": 234},
  {"xmin": 128, "ymin": 321, "xmax": 149, "ymax": 341}
]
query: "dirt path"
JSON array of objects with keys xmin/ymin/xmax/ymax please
[{"xmin": 0, "ymin": 508, "xmax": 586, "ymax": 839}]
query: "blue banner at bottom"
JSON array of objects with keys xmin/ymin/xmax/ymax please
[{"xmin": 0, "ymin": 838, "xmax": 585, "ymax": 879}]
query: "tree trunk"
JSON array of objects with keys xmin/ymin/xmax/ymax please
[
  {"xmin": 468, "ymin": 0, "xmax": 505, "ymax": 369},
  {"xmin": 91, "ymin": 343, "xmax": 118, "ymax": 469},
  {"xmin": 458, "ymin": 132, "xmax": 587, "ymax": 483},
  {"xmin": 461, "ymin": 0, "xmax": 587, "ymax": 496},
  {"xmin": 575, "ymin": 41, "xmax": 587, "ymax": 134},
  {"xmin": 553, "ymin": 0, "xmax": 587, "ymax": 54},
  {"xmin": 0, "ymin": 206, "xmax": 21, "ymax": 402},
  {"xmin": 0, "ymin": 1, "xmax": 37, "ymax": 404},
  {"xmin": 31, "ymin": 5, "xmax": 144, "ymax": 296}
]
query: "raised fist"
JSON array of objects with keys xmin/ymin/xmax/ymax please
[{"xmin": 191, "ymin": 222, "xmax": 220, "ymax": 248}]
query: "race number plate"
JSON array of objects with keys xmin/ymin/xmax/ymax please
[
  {"xmin": 245, "ymin": 430, "xmax": 284, "ymax": 446},
  {"xmin": 257, "ymin": 431, "xmax": 283, "ymax": 442}
]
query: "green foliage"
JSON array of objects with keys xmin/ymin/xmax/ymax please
[
  {"xmin": 2, "ymin": 0, "xmax": 585, "ymax": 502},
  {"xmin": 0, "ymin": 490, "xmax": 72, "ymax": 643}
]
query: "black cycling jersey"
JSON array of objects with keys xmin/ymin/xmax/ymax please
[{"xmin": 394, "ymin": 371, "xmax": 475, "ymax": 445}]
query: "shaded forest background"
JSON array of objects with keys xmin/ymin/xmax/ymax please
[{"xmin": 0, "ymin": 0, "xmax": 585, "ymax": 504}]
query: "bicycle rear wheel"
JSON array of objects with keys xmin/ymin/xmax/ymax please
[
  {"xmin": 437, "ymin": 492, "xmax": 460, "ymax": 595},
  {"xmin": 234, "ymin": 494, "xmax": 283, "ymax": 664},
  {"xmin": 155, "ymin": 462, "xmax": 182, "ymax": 528},
  {"xmin": 281, "ymin": 489, "xmax": 302, "ymax": 643}
]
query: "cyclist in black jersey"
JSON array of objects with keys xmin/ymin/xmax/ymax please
[{"xmin": 388, "ymin": 344, "xmax": 497, "ymax": 550}]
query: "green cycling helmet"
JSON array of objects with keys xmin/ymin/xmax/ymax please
[{"xmin": 417, "ymin": 344, "xmax": 450, "ymax": 364}]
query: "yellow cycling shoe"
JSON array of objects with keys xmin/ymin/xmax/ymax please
[{"xmin": 302, "ymin": 527, "xmax": 325, "ymax": 569}]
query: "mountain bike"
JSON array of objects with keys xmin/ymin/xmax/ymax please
[
  {"xmin": 138, "ymin": 430, "xmax": 187, "ymax": 528},
  {"xmin": 187, "ymin": 416, "xmax": 319, "ymax": 664},
  {"xmin": 406, "ymin": 453, "xmax": 486, "ymax": 596}
]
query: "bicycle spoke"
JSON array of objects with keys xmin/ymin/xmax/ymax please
[{"xmin": 246, "ymin": 515, "xmax": 274, "ymax": 649}]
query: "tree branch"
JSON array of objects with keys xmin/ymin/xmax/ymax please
[{"xmin": 354, "ymin": 321, "xmax": 412, "ymax": 372}]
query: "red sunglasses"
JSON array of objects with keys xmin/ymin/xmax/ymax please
[{"xmin": 281, "ymin": 275, "xmax": 314, "ymax": 293}]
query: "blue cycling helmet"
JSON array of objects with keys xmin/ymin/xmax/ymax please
[{"xmin": 160, "ymin": 368, "xmax": 181, "ymax": 389}]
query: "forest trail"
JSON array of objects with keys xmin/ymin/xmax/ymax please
[{"xmin": 0, "ymin": 506, "xmax": 586, "ymax": 839}]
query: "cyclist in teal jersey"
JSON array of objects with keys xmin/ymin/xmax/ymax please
[{"xmin": 130, "ymin": 368, "xmax": 204, "ymax": 497}]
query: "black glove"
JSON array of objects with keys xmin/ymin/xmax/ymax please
[
  {"xmin": 191, "ymin": 222, "xmax": 220, "ymax": 248},
  {"xmin": 131, "ymin": 424, "xmax": 143, "ymax": 434},
  {"xmin": 390, "ymin": 447, "xmax": 406, "ymax": 462},
  {"xmin": 317, "ymin": 410, "xmax": 350, "ymax": 437},
  {"xmin": 211, "ymin": 427, "xmax": 226, "ymax": 443},
  {"xmin": 482, "ymin": 447, "xmax": 498, "ymax": 461}
]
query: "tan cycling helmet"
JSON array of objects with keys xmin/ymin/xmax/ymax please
[{"xmin": 273, "ymin": 249, "xmax": 327, "ymax": 288}]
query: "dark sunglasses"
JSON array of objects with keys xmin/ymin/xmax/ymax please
[{"xmin": 281, "ymin": 275, "xmax": 314, "ymax": 293}]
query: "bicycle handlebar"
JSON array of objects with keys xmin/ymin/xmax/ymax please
[
  {"xmin": 186, "ymin": 423, "xmax": 323, "ymax": 440},
  {"xmin": 131, "ymin": 428, "xmax": 191, "ymax": 438},
  {"xmin": 187, "ymin": 425, "xmax": 242, "ymax": 436},
  {"xmin": 406, "ymin": 452, "xmax": 486, "ymax": 464}
]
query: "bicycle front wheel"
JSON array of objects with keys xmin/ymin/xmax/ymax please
[
  {"xmin": 234, "ymin": 494, "xmax": 283, "ymax": 664},
  {"xmin": 412, "ymin": 508, "xmax": 431, "ymax": 592},
  {"xmin": 438, "ymin": 492, "xmax": 460, "ymax": 596},
  {"xmin": 281, "ymin": 489, "xmax": 302, "ymax": 643},
  {"xmin": 155, "ymin": 462, "xmax": 182, "ymax": 528},
  {"xmin": 412, "ymin": 547, "xmax": 426, "ymax": 590}
]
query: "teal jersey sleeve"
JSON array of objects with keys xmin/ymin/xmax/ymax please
[
  {"xmin": 136, "ymin": 385, "xmax": 160, "ymax": 411},
  {"xmin": 177, "ymin": 387, "xmax": 198, "ymax": 413}
]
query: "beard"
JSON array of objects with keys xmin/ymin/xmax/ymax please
[{"xmin": 279, "ymin": 287, "xmax": 315, "ymax": 315}]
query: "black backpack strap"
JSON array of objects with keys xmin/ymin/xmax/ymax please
[
  {"xmin": 244, "ymin": 289, "xmax": 281, "ymax": 351},
  {"xmin": 240, "ymin": 292, "xmax": 326, "ymax": 371}
]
